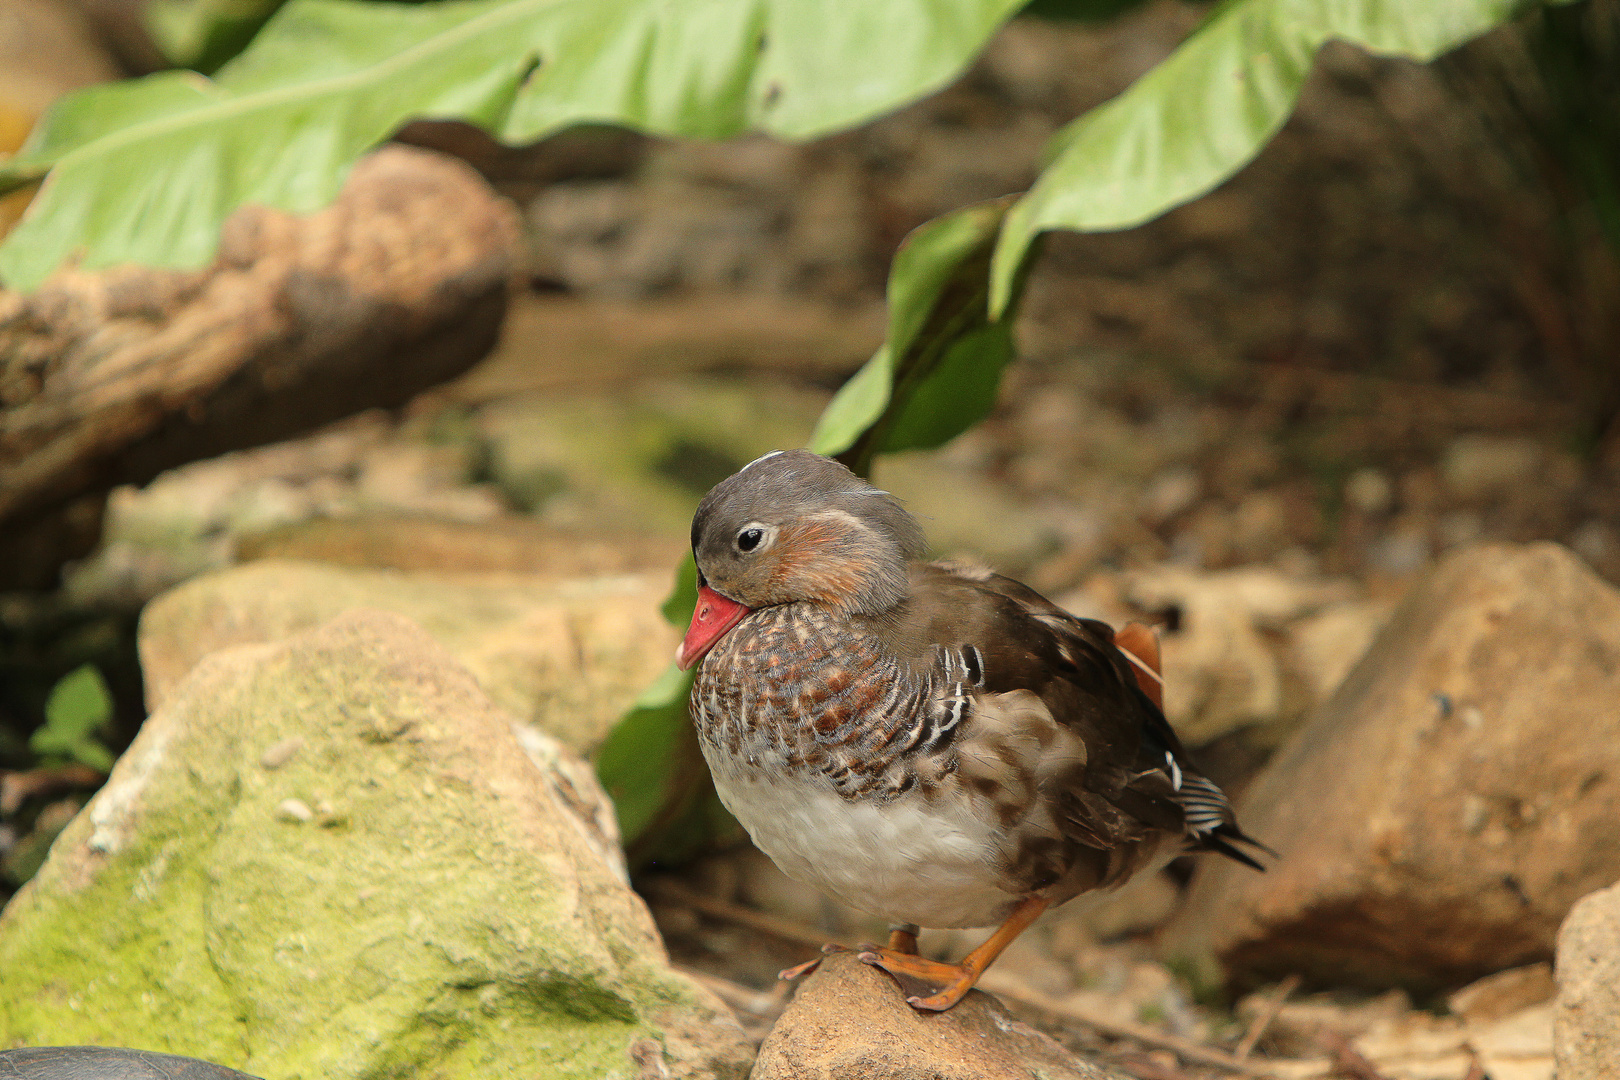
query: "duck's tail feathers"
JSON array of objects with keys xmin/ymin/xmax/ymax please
[{"xmin": 1188, "ymin": 822, "xmax": 1276, "ymax": 871}]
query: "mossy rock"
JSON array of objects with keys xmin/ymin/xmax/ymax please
[{"xmin": 0, "ymin": 610, "xmax": 750, "ymax": 1079}]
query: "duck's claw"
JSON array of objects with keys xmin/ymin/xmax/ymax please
[
  {"xmin": 777, "ymin": 941, "xmax": 850, "ymax": 982},
  {"xmin": 856, "ymin": 947, "xmax": 979, "ymax": 1011}
]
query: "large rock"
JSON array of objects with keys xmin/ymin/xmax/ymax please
[
  {"xmin": 139, "ymin": 558, "xmax": 676, "ymax": 756},
  {"xmin": 1555, "ymin": 880, "xmax": 1620, "ymax": 1080},
  {"xmin": 749, "ymin": 952, "xmax": 1125, "ymax": 1080},
  {"xmin": 0, "ymin": 610, "xmax": 751, "ymax": 1078},
  {"xmin": 0, "ymin": 145, "xmax": 520, "ymax": 588},
  {"xmin": 1162, "ymin": 543, "xmax": 1620, "ymax": 992}
]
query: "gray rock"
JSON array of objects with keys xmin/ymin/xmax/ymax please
[
  {"xmin": 1163, "ymin": 543, "xmax": 1620, "ymax": 993},
  {"xmin": 0, "ymin": 611, "xmax": 751, "ymax": 1079},
  {"xmin": 0, "ymin": 1046, "xmax": 261, "ymax": 1080},
  {"xmin": 1555, "ymin": 880, "xmax": 1620, "ymax": 1080}
]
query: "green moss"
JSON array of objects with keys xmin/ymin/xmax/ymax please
[{"xmin": 0, "ymin": 819, "xmax": 247, "ymax": 1061}]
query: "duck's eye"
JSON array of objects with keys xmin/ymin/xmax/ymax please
[{"xmin": 736, "ymin": 527, "xmax": 765, "ymax": 552}]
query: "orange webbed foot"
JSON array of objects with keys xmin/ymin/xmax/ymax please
[{"xmin": 856, "ymin": 947, "xmax": 981, "ymax": 1011}]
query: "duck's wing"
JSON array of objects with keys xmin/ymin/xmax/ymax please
[{"xmin": 888, "ymin": 562, "xmax": 1270, "ymax": 871}]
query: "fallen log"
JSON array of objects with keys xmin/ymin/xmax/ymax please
[{"xmin": 0, "ymin": 144, "xmax": 522, "ymax": 588}]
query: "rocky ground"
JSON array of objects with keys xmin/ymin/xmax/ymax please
[{"xmin": 4, "ymin": 2, "xmax": 1620, "ymax": 1078}]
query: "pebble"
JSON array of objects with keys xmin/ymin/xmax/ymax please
[
  {"xmin": 1140, "ymin": 467, "xmax": 1201, "ymax": 523},
  {"xmin": 1441, "ymin": 435, "xmax": 1541, "ymax": 500},
  {"xmin": 1369, "ymin": 528, "xmax": 1431, "ymax": 576},
  {"xmin": 1344, "ymin": 467, "xmax": 1393, "ymax": 515},
  {"xmin": 260, "ymin": 738, "xmax": 304, "ymax": 770},
  {"xmin": 275, "ymin": 798, "xmax": 314, "ymax": 823}
]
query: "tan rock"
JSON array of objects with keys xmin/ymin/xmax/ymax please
[
  {"xmin": 238, "ymin": 514, "xmax": 684, "ymax": 576},
  {"xmin": 1466, "ymin": 1002, "xmax": 1553, "ymax": 1080},
  {"xmin": 1447, "ymin": 963, "xmax": 1555, "ymax": 1026},
  {"xmin": 749, "ymin": 951, "xmax": 1125, "ymax": 1080},
  {"xmin": 1555, "ymin": 880, "xmax": 1620, "ymax": 1080},
  {"xmin": 1121, "ymin": 565, "xmax": 1357, "ymax": 744},
  {"xmin": 0, "ymin": 610, "xmax": 750, "ymax": 1077},
  {"xmin": 139, "ymin": 559, "xmax": 676, "ymax": 756},
  {"xmin": 1284, "ymin": 598, "xmax": 1394, "ymax": 706},
  {"xmin": 1162, "ymin": 543, "xmax": 1620, "ymax": 993}
]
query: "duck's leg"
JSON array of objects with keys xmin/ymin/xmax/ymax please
[
  {"xmin": 858, "ymin": 896, "xmax": 1050, "ymax": 1011},
  {"xmin": 887, "ymin": 922, "xmax": 920, "ymax": 954}
]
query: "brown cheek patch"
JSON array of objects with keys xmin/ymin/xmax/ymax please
[{"xmin": 770, "ymin": 520, "xmax": 865, "ymax": 602}]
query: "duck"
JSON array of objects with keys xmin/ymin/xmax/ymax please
[{"xmin": 675, "ymin": 449, "xmax": 1267, "ymax": 1011}]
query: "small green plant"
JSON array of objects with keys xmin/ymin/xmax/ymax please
[{"xmin": 30, "ymin": 664, "xmax": 116, "ymax": 772}]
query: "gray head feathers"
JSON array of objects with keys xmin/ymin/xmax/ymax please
[{"xmin": 690, "ymin": 450, "xmax": 926, "ymax": 615}]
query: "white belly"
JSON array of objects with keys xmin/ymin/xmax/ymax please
[{"xmin": 709, "ymin": 761, "xmax": 1022, "ymax": 929}]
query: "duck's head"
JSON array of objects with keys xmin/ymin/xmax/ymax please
[{"xmin": 676, "ymin": 449, "xmax": 924, "ymax": 669}]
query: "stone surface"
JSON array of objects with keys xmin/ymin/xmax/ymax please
[
  {"xmin": 1448, "ymin": 962, "xmax": 1556, "ymax": 1026},
  {"xmin": 1554, "ymin": 880, "xmax": 1620, "ymax": 1080},
  {"xmin": 749, "ymin": 951, "xmax": 1125, "ymax": 1080},
  {"xmin": 476, "ymin": 375, "xmax": 826, "ymax": 535},
  {"xmin": 0, "ymin": 1046, "xmax": 262, "ymax": 1079},
  {"xmin": 1232, "ymin": 982, "xmax": 1555, "ymax": 1080},
  {"xmin": 0, "ymin": 145, "xmax": 520, "ymax": 587},
  {"xmin": 138, "ymin": 559, "xmax": 677, "ymax": 756},
  {"xmin": 1162, "ymin": 543, "xmax": 1620, "ymax": 992},
  {"xmin": 238, "ymin": 514, "xmax": 684, "ymax": 576},
  {"xmin": 1119, "ymin": 565, "xmax": 1360, "ymax": 744},
  {"xmin": 0, "ymin": 610, "xmax": 750, "ymax": 1078}
]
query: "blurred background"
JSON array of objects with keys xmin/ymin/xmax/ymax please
[{"xmin": 2, "ymin": 0, "xmax": 1618, "ymax": 1074}]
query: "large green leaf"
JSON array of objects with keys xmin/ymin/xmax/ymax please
[
  {"xmin": 0, "ymin": 0, "xmax": 1023, "ymax": 291},
  {"xmin": 810, "ymin": 196, "xmax": 1028, "ymax": 476},
  {"xmin": 147, "ymin": 0, "xmax": 291, "ymax": 74},
  {"xmin": 988, "ymin": 0, "xmax": 1558, "ymax": 314}
]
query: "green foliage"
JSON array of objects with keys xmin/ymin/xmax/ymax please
[
  {"xmin": 0, "ymin": 0, "xmax": 1024, "ymax": 289},
  {"xmin": 988, "ymin": 0, "xmax": 1563, "ymax": 314},
  {"xmin": 30, "ymin": 665, "xmax": 115, "ymax": 772},
  {"xmin": 809, "ymin": 196, "xmax": 1027, "ymax": 474},
  {"xmin": 148, "ymin": 0, "xmax": 290, "ymax": 74}
]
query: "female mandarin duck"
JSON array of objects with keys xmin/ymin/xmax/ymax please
[{"xmin": 676, "ymin": 450, "xmax": 1266, "ymax": 1011}]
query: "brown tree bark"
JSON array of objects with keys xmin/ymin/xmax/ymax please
[{"xmin": 0, "ymin": 144, "xmax": 522, "ymax": 588}]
